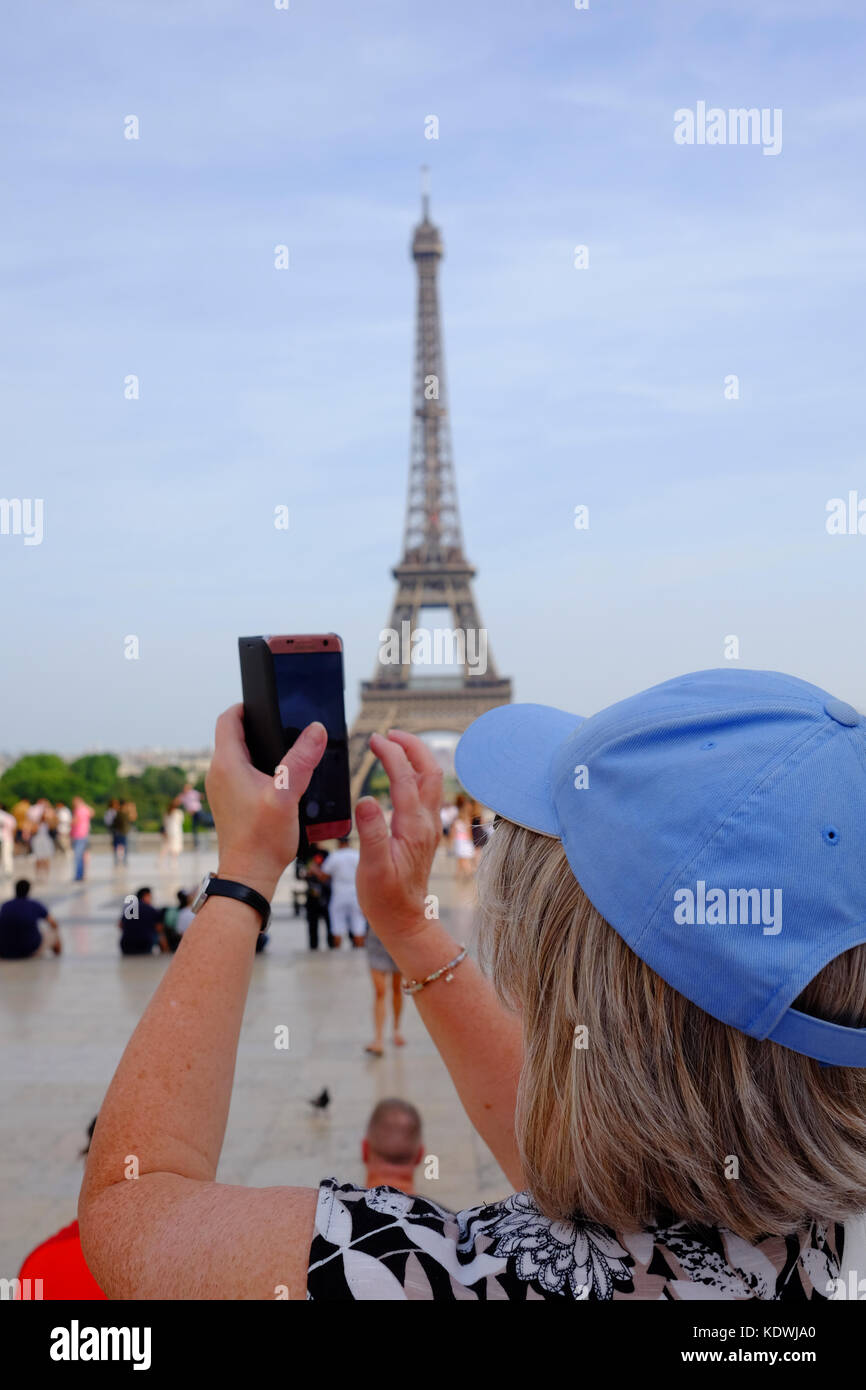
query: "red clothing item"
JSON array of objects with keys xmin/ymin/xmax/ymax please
[{"xmin": 16, "ymin": 1220, "xmax": 106, "ymax": 1300}]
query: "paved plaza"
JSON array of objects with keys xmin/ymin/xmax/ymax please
[{"xmin": 0, "ymin": 838, "xmax": 510, "ymax": 1279}]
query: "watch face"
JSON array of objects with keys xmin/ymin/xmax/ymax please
[{"xmin": 191, "ymin": 873, "xmax": 214, "ymax": 914}]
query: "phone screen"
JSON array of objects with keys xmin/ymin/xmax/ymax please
[{"xmin": 271, "ymin": 649, "xmax": 350, "ymax": 826}]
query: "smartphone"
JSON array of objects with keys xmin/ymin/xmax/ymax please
[{"xmin": 238, "ymin": 634, "xmax": 352, "ymax": 841}]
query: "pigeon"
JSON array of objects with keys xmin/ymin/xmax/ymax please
[{"xmin": 309, "ymin": 1088, "xmax": 330, "ymax": 1111}]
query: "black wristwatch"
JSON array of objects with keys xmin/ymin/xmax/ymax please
[{"xmin": 190, "ymin": 872, "xmax": 271, "ymax": 932}]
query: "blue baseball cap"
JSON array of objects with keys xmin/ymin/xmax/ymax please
[{"xmin": 455, "ymin": 669, "xmax": 866, "ymax": 1067}]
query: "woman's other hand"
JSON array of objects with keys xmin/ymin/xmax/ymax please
[
  {"xmin": 355, "ymin": 730, "xmax": 443, "ymax": 941},
  {"xmin": 206, "ymin": 705, "xmax": 327, "ymax": 898}
]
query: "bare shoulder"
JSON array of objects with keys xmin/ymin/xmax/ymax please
[{"xmin": 80, "ymin": 1175, "xmax": 319, "ymax": 1301}]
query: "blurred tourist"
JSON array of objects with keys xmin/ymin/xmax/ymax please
[
  {"xmin": 439, "ymin": 801, "xmax": 458, "ymax": 838},
  {"xmin": 179, "ymin": 783, "xmax": 204, "ymax": 849},
  {"xmin": 27, "ymin": 799, "xmax": 46, "ymax": 841},
  {"xmin": 159, "ymin": 797, "xmax": 184, "ymax": 863},
  {"xmin": 162, "ymin": 889, "xmax": 193, "ymax": 952},
  {"xmin": 0, "ymin": 879, "xmax": 61, "ymax": 959},
  {"xmin": 0, "ymin": 804, "xmax": 15, "ymax": 878},
  {"xmin": 362, "ymin": 1099, "xmax": 424, "ymax": 1195},
  {"xmin": 54, "ymin": 801, "xmax": 72, "ymax": 860},
  {"xmin": 31, "ymin": 820, "xmax": 55, "ymax": 879},
  {"xmin": 118, "ymin": 888, "xmax": 167, "ymax": 956},
  {"xmin": 12, "ymin": 798, "xmax": 32, "ymax": 851},
  {"xmin": 70, "ymin": 796, "xmax": 94, "ymax": 881},
  {"xmin": 318, "ymin": 836, "xmax": 365, "ymax": 948},
  {"xmin": 364, "ymin": 927, "xmax": 405, "ymax": 1057},
  {"xmin": 302, "ymin": 850, "xmax": 333, "ymax": 950},
  {"xmin": 111, "ymin": 799, "xmax": 134, "ymax": 865},
  {"xmin": 448, "ymin": 794, "xmax": 476, "ymax": 878}
]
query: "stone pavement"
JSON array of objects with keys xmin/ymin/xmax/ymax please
[{"xmin": 0, "ymin": 839, "xmax": 511, "ymax": 1279}]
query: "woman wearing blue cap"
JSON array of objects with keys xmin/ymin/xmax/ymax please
[{"xmin": 79, "ymin": 670, "xmax": 866, "ymax": 1300}]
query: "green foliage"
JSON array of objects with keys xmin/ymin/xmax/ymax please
[
  {"xmin": 0, "ymin": 754, "xmax": 206, "ymax": 833},
  {"xmin": 114, "ymin": 766, "xmax": 190, "ymax": 831},
  {"xmin": 365, "ymin": 761, "xmax": 390, "ymax": 798},
  {"xmin": 0, "ymin": 754, "xmax": 75, "ymax": 804},
  {"xmin": 67, "ymin": 754, "xmax": 119, "ymax": 803}
]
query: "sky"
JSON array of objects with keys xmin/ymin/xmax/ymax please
[{"xmin": 1, "ymin": 0, "xmax": 865, "ymax": 756}]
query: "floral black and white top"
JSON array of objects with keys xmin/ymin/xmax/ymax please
[{"xmin": 306, "ymin": 1179, "xmax": 843, "ymax": 1301}]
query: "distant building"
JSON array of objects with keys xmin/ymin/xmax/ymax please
[{"xmin": 116, "ymin": 749, "xmax": 212, "ymax": 779}]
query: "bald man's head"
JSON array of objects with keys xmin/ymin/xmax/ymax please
[{"xmin": 365, "ymin": 1099, "xmax": 423, "ymax": 1166}]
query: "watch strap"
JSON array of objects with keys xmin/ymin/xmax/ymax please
[{"xmin": 205, "ymin": 876, "xmax": 271, "ymax": 931}]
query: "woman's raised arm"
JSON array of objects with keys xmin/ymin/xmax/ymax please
[{"xmin": 78, "ymin": 709, "xmax": 326, "ymax": 1299}]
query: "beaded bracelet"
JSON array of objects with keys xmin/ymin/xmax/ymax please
[{"xmin": 402, "ymin": 944, "xmax": 468, "ymax": 995}]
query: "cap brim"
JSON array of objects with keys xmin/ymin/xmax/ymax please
[{"xmin": 454, "ymin": 703, "xmax": 583, "ymax": 838}]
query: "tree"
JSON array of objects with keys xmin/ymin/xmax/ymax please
[
  {"xmin": 0, "ymin": 754, "xmax": 75, "ymax": 804},
  {"xmin": 115, "ymin": 765, "xmax": 189, "ymax": 831},
  {"xmin": 67, "ymin": 754, "xmax": 120, "ymax": 804}
]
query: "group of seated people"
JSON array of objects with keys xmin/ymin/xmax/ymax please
[
  {"xmin": 119, "ymin": 887, "xmax": 271, "ymax": 956},
  {"xmin": 0, "ymin": 881, "xmax": 204, "ymax": 959}
]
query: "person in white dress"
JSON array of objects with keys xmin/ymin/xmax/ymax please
[
  {"xmin": 160, "ymin": 798, "xmax": 184, "ymax": 861},
  {"xmin": 32, "ymin": 822, "xmax": 55, "ymax": 879},
  {"xmin": 54, "ymin": 802, "xmax": 72, "ymax": 860}
]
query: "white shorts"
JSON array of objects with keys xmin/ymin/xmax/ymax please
[{"xmin": 330, "ymin": 897, "xmax": 367, "ymax": 938}]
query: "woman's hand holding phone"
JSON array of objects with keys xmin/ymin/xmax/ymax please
[
  {"xmin": 206, "ymin": 704, "xmax": 328, "ymax": 899},
  {"xmin": 206, "ymin": 711, "xmax": 441, "ymax": 925},
  {"xmin": 355, "ymin": 730, "xmax": 444, "ymax": 942}
]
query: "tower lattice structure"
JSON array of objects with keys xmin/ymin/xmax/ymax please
[{"xmin": 348, "ymin": 182, "xmax": 512, "ymax": 798}]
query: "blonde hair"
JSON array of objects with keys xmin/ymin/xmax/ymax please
[{"xmin": 476, "ymin": 819, "xmax": 866, "ymax": 1240}]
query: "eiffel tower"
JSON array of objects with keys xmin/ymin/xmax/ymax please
[{"xmin": 349, "ymin": 175, "xmax": 512, "ymax": 799}]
